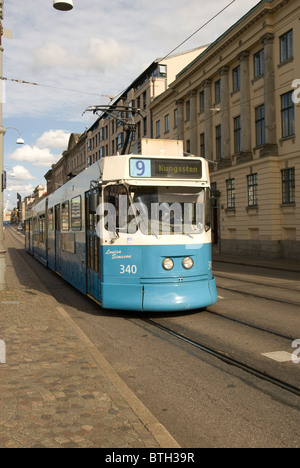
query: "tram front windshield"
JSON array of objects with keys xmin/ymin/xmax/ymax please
[{"xmin": 129, "ymin": 186, "xmax": 211, "ymax": 236}]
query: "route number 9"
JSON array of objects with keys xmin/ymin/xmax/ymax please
[
  {"xmin": 136, "ymin": 160, "xmax": 145, "ymax": 176},
  {"xmin": 130, "ymin": 158, "xmax": 151, "ymax": 178}
]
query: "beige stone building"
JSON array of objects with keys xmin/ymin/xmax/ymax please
[{"xmin": 150, "ymin": 0, "xmax": 300, "ymax": 260}]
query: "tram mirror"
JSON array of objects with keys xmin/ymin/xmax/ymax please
[{"xmin": 89, "ymin": 193, "xmax": 98, "ymax": 215}]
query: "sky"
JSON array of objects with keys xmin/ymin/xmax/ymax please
[{"xmin": 2, "ymin": 0, "xmax": 261, "ymax": 211}]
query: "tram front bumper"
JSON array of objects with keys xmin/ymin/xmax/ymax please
[
  {"xmin": 142, "ymin": 278, "xmax": 217, "ymax": 312},
  {"xmin": 101, "ymin": 278, "xmax": 217, "ymax": 312}
]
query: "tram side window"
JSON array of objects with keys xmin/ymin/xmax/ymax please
[
  {"xmin": 33, "ymin": 217, "xmax": 38, "ymax": 243},
  {"xmin": 48, "ymin": 208, "xmax": 54, "ymax": 231},
  {"xmin": 71, "ymin": 196, "xmax": 82, "ymax": 231},
  {"xmin": 39, "ymin": 215, "xmax": 46, "ymax": 244},
  {"xmin": 62, "ymin": 202, "xmax": 70, "ymax": 231}
]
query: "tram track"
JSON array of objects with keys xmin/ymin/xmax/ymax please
[
  {"xmin": 8, "ymin": 228, "xmax": 300, "ymax": 399},
  {"xmin": 216, "ymin": 284, "xmax": 300, "ymax": 307},
  {"xmin": 203, "ymin": 308, "xmax": 296, "ymax": 341},
  {"xmin": 214, "ymin": 273, "xmax": 300, "ymax": 307},
  {"xmin": 141, "ymin": 317, "xmax": 300, "ymax": 398}
]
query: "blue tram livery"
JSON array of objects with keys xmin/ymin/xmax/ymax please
[{"xmin": 25, "ymin": 140, "xmax": 218, "ymax": 311}]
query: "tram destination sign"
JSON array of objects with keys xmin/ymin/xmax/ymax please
[{"xmin": 130, "ymin": 158, "xmax": 202, "ymax": 179}]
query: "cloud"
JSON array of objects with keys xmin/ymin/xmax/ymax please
[
  {"xmin": 34, "ymin": 37, "xmax": 131, "ymax": 72},
  {"xmin": 9, "ymin": 145, "xmax": 61, "ymax": 167},
  {"xmin": 36, "ymin": 130, "xmax": 71, "ymax": 149},
  {"xmin": 6, "ymin": 184, "xmax": 36, "ymax": 196},
  {"xmin": 10, "ymin": 165, "xmax": 36, "ymax": 181}
]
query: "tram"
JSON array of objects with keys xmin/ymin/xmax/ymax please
[{"xmin": 25, "ymin": 140, "xmax": 217, "ymax": 312}]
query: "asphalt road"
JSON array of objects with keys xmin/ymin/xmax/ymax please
[{"xmin": 8, "ymin": 227, "xmax": 300, "ymax": 448}]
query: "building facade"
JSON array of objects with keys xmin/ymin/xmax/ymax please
[
  {"xmin": 150, "ymin": 0, "xmax": 300, "ymax": 260},
  {"xmin": 84, "ymin": 48, "xmax": 208, "ymax": 161},
  {"xmin": 45, "ymin": 132, "xmax": 87, "ymax": 195}
]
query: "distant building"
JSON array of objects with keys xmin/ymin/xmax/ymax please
[
  {"xmin": 150, "ymin": 0, "xmax": 300, "ymax": 260},
  {"xmin": 45, "ymin": 132, "xmax": 87, "ymax": 195}
]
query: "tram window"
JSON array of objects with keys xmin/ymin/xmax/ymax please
[
  {"xmin": 129, "ymin": 186, "xmax": 209, "ymax": 236},
  {"xmin": 39, "ymin": 215, "xmax": 45, "ymax": 244},
  {"xmin": 48, "ymin": 208, "xmax": 54, "ymax": 231},
  {"xmin": 71, "ymin": 196, "xmax": 82, "ymax": 231},
  {"xmin": 33, "ymin": 217, "xmax": 38, "ymax": 242},
  {"xmin": 104, "ymin": 185, "xmax": 133, "ymax": 233},
  {"xmin": 62, "ymin": 202, "xmax": 70, "ymax": 231}
]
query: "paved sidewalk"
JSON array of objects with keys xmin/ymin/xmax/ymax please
[{"xmin": 0, "ymin": 232, "xmax": 179, "ymax": 448}]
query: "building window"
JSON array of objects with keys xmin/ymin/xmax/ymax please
[
  {"xmin": 226, "ymin": 179, "xmax": 235, "ymax": 209},
  {"xmin": 174, "ymin": 109, "xmax": 178, "ymax": 128},
  {"xmin": 199, "ymin": 91, "xmax": 205, "ymax": 113},
  {"xmin": 255, "ymin": 105, "xmax": 265, "ymax": 146},
  {"xmin": 233, "ymin": 66, "xmax": 240, "ymax": 92},
  {"xmin": 143, "ymin": 91, "xmax": 147, "ymax": 110},
  {"xmin": 143, "ymin": 117, "xmax": 147, "ymax": 136},
  {"xmin": 186, "ymin": 100, "xmax": 190, "ymax": 121},
  {"xmin": 215, "ymin": 80, "xmax": 221, "ymax": 103},
  {"xmin": 280, "ymin": 30, "xmax": 293, "ymax": 63},
  {"xmin": 137, "ymin": 121, "xmax": 141, "ymax": 140},
  {"xmin": 156, "ymin": 120, "xmax": 161, "ymax": 138},
  {"xmin": 186, "ymin": 140, "xmax": 191, "ymax": 154},
  {"xmin": 200, "ymin": 133, "xmax": 205, "ymax": 158},
  {"xmin": 247, "ymin": 174, "xmax": 258, "ymax": 207},
  {"xmin": 254, "ymin": 49, "xmax": 264, "ymax": 78},
  {"xmin": 234, "ymin": 116, "xmax": 241, "ymax": 153},
  {"xmin": 117, "ymin": 133, "xmax": 124, "ymax": 150},
  {"xmin": 282, "ymin": 168, "xmax": 295, "ymax": 204},
  {"xmin": 164, "ymin": 114, "xmax": 170, "ymax": 133},
  {"xmin": 281, "ymin": 91, "xmax": 295, "ymax": 138},
  {"xmin": 216, "ymin": 125, "xmax": 222, "ymax": 159}
]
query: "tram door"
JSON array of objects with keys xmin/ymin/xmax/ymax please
[
  {"xmin": 85, "ymin": 191, "xmax": 101, "ymax": 303},
  {"xmin": 55, "ymin": 204, "xmax": 62, "ymax": 274}
]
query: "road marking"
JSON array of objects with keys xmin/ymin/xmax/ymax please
[
  {"xmin": 262, "ymin": 351, "xmax": 294, "ymax": 363},
  {"xmin": 1, "ymin": 301, "xmax": 20, "ymax": 305}
]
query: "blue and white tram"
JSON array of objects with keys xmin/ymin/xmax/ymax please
[{"xmin": 26, "ymin": 148, "xmax": 217, "ymax": 311}]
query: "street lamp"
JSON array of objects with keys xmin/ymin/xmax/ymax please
[
  {"xmin": 53, "ymin": 1, "xmax": 74, "ymax": 11},
  {"xmin": 5, "ymin": 127, "xmax": 25, "ymax": 145}
]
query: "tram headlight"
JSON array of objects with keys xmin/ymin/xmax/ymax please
[
  {"xmin": 182, "ymin": 257, "xmax": 194, "ymax": 270},
  {"xmin": 162, "ymin": 258, "xmax": 174, "ymax": 271}
]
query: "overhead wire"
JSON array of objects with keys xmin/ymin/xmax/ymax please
[{"xmin": 1, "ymin": 0, "xmax": 238, "ymax": 103}]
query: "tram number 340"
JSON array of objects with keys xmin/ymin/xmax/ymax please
[{"xmin": 120, "ymin": 265, "xmax": 137, "ymax": 275}]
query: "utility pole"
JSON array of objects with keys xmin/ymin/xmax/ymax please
[{"xmin": 0, "ymin": 1, "xmax": 7, "ymax": 291}]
